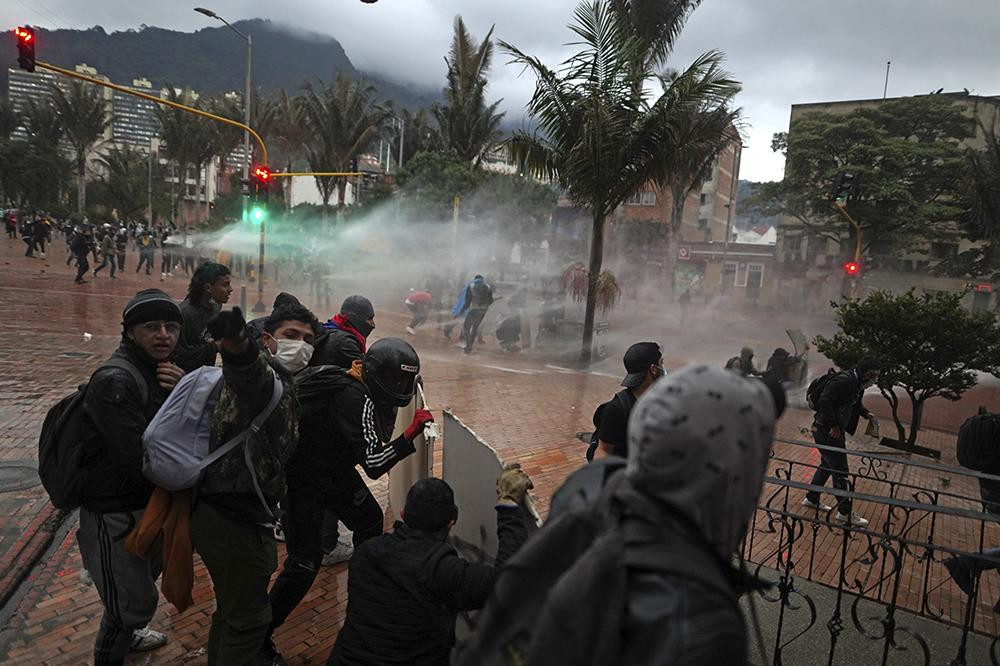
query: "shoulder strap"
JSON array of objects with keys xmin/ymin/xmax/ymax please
[{"xmin": 99, "ymin": 358, "xmax": 149, "ymax": 407}]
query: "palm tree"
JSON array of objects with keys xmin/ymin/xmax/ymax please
[
  {"xmin": 654, "ymin": 77, "xmax": 742, "ymax": 295},
  {"xmin": 501, "ymin": 0, "xmax": 740, "ymax": 362},
  {"xmin": 397, "ymin": 108, "xmax": 440, "ymax": 166},
  {"xmin": 0, "ymin": 99, "xmax": 21, "ymax": 205},
  {"xmin": 265, "ymin": 90, "xmax": 311, "ymax": 211},
  {"xmin": 966, "ymin": 119, "xmax": 1000, "ymax": 272},
  {"xmin": 21, "ymin": 99, "xmax": 71, "ymax": 210},
  {"xmin": 97, "ymin": 144, "xmax": 148, "ymax": 218},
  {"xmin": 50, "ymin": 81, "xmax": 109, "ymax": 213},
  {"xmin": 301, "ymin": 73, "xmax": 391, "ymax": 220},
  {"xmin": 432, "ymin": 16, "xmax": 504, "ymax": 167},
  {"xmin": 155, "ymin": 87, "xmax": 199, "ymax": 227}
]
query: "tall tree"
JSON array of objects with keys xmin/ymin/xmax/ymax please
[
  {"xmin": 433, "ymin": 16, "xmax": 504, "ymax": 167},
  {"xmin": 955, "ymin": 119, "xmax": 1000, "ymax": 278},
  {"xmin": 0, "ymin": 99, "xmax": 21, "ymax": 205},
  {"xmin": 51, "ymin": 81, "xmax": 109, "ymax": 213},
  {"xmin": 96, "ymin": 144, "xmax": 152, "ymax": 218},
  {"xmin": 154, "ymin": 87, "xmax": 199, "ymax": 226},
  {"xmin": 19, "ymin": 99, "xmax": 71, "ymax": 210},
  {"xmin": 301, "ymin": 73, "xmax": 391, "ymax": 220},
  {"xmin": 265, "ymin": 90, "xmax": 310, "ymax": 211},
  {"xmin": 501, "ymin": 0, "xmax": 739, "ymax": 362}
]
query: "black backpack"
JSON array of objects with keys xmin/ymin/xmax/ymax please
[
  {"xmin": 586, "ymin": 391, "xmax": 635, "ymax": 462},
  {"xmin": 957, "ymin": 407, "xmax": 1000, "ymax": 473},
  {"xmin": 38, "ymin": 359, "xmax": 148, "ymax": 510},
  {"xmin": 806, "ymin": 368, "xmax": 839, "ymax": 410}
]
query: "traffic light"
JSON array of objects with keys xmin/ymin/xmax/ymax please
[
  {"xmin": 251, "ymin": 165, "xmax": 271, "ymax": 193},
  {"xmin": 843, "ymin": 260, "xmax": 861, "ymax": 276},
  {"xmin": 14, "ymin": 27, "xmax": 35, "ymax": 73},
  {"xmin": 249, "ymin": 204, "xmax": 266, "ymax": 224},
  {"xmin": 830, "ymin": 172, "xmax": 855, "ymax": 202}
]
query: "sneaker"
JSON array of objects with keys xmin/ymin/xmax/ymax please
[
  {"xmin": 944, "ymin": 556, "xmax": 976, "ymax": 596},
  {"xmin": 130, "ymin": 626, "xmax": 167, "ymax": 652},
  {"xmin": 321, "ymin": 540, "xmax": 354, "ymax": 566},
  {"xmin": 801, "ymin": 497, "xmax": 833, "ymax": 512},
  {"xmin": 405, "ymin": 326, "xmax": 416, "ymax": 336},
  {"xmin": 79, "ymin": 568, "xmax": 93, "ymax": 586},
  {"xmin": 273, "ymin": 521, "xmax": 286, "ymax": 543},
  {"xmin": 835, "ymin": 512, "xmax": 869, "ymax": 528}
]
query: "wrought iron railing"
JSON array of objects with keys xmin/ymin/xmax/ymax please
[{"xmin": 746, "ymin": 437, "xmax": 1000, "ymax": 665}]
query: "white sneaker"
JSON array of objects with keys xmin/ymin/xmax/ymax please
[
  {"xmin": 836, "ymin": 512, "xmax": 869, "ymax": 527},
  {"xmin": 405, "ymin": 326, "xmax": 415, "ymax": 336},
  {"xmin": 130, "ymin": 626, "xmax": 167, "ymax": 652},
  {"xmin": 801, "ymin": 497, "xmax": 832, "ymax": 512},
  {"xmin": 321, "ymin": 540, "xmax": 354, "ymax": 566},
  {"xmin": 79, "ymin": 568, "xmax": 93, "ymax": 586}
]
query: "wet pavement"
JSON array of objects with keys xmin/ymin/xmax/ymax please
[{"xmin": 0, "ymin": 234, "xmax": 997, "ymax": 663}]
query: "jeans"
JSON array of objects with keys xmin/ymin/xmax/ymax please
[
  {"xmin": 266, "ymin": 469, "xmax": 383, "ymax": 641},
  {"xmin": 94, "ymin": 254, "xmax": 116, "ymax": 277},
  {"xmin": 407, "ymin": 303, "xmax": 429, "ymax": 330},
  {"xmin": 77, "ymin": 508, "xmax": 162, "ymax": 666},
  {"xmin": 806, "ymin": 426, "xmax": 853, "ymax": 515},
  {"xmin": 136, "ymin": 252, "xmax": 154, "ymax": 274},
  {"xmin": 190, "ymin": 499, "xmax": 278, "ymax": 666},
  {"xmin": 463, "ymin": 307, "xmax": 488, "ymax": 352},
  {"xmin": 117, "ymin": 252, "xmax": 126, "ymax": 270}
]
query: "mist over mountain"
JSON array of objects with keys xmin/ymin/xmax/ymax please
[{"xmin": 1, "ymin": 18, "xmax": 438, "ymax": 109}]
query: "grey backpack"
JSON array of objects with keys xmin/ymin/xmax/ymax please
[{"xmin": 141, "ymin": 365, "xmax": 283, "ymax": 514}]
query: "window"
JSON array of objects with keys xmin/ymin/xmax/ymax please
[
  {"xmin": 698, "ymin": 217, "xmax": 709, "ymax": 229},
  {"xmin": 699, "ymin": 193, "xmax": 707, "ymax": 205},
  {"xmin": 785, "ymin": 235, "xmax": 801, "ymax": 252},
  {"xmin": 735, "ymin": 262, "xmax": 749, "ymax": 287},
  {"xmin": 626, "ymin": 189, "xmax": 657, "ymax": 206},
  {"xmin": 722, "ymin": 261, "xmax": 737, "ymax": 286},
  {"xmin": 747, "ymin": 263, "xmax": 764, "ymax": 289}
]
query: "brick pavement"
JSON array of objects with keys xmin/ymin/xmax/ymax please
[{"xmin": 0, "ymin": 234, "xmax": 998, "ymax": 663}]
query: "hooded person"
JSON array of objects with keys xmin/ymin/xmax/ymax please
[
  {"xmin": 317, "ymin": 295, "xmax": 376, "ymax": 366},
  {"xmin": 739, "ymin": 346, "xmax": 760, "ymax": 377},
  {"xmin": 456, "ymin": 366, "xmax": 784, "ymax": 666},
  {"xmin": 443, "ymin": 275, "xmax": 494, "ymax": 353}
]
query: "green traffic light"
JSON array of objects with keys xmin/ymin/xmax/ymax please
[{"xmin": 250, "ymin": 205, "xmax": 266, "ymax": 224}]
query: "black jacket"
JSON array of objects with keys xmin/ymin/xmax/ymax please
[
  {"xmin": 289, "ymin": 367, "xmax": 411, "ymax": 492},
  {"xmin": 80, "ymin": 344, "xmax": 170, "ymax": 513},
  {"xmin": 175, "ymin": 298, "xmax": 219, "ymax": 372},
  {"xmin": 814, "ymin": 368, "xmax": 871, "ymax": 435},
  {"xmin": 328, "ymin": 509, "xmax": 529, "ymax": 666},
  {"xmin": 311, "ymin": 329, "xmax": 364, "ymax": 368}
]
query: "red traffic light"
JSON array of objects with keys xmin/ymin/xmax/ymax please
[
  {"xmin": 843, "ymin": 261, "xmax": 860, "ymax": 276},
  {"xmin": 14, "ymin": 26, "xmax": 35, "ymax": 73},
  {"xmin": 252, "ymin": 165, "xmax": 270, "ymax": 181},
  {"xmin": 14, "ymin": 27, "xmax": 33, "ymax": 42}
]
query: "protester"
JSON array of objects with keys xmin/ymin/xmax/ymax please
[
  {"xmin": 93, "ymin": 227, "xmax": 117, "ymax": 279},
  {"xmin": 188, "ymin": 306, "xmax": 299, "ymax": 666},
  {"xmin": 263, "ymin": 338, "xmax": 434, "ymax": 664},
  {"xmin": 327, "ymin": 471, "xmax": 533, "ymax": 666},
  {"xmin": 77, "ymin": 289, "xmax": 185, "ymax": 665},
  {"xmin": 135, "ymin": 229, "xmax": 156, "ymax": 275},
  {"xmin": 404, "ymin": 290, "xmax": 432, "ymax": 335},
  {"xmin": 590, "ymin": 341, "xmax": 665, "ymax": 460},
  {"xmin": 802, "ymin": 357, "xmax": 881, "ymax": 527},
  {"xmin": 115, "ymin": 225, "xmax": 128, "ymax": 271},
  {"xmin": 71, "ymin": 226, "xmax": 93, "ymax": 284},
  {"xmin": 457, "ymin": 366, "xmax": 785, "ymax": 665},
  {"xmin": 321, "ymin": 295, "xmax": 376, "ymax": 362},
  {"xmin": 444, "ymin": 275, "xmax": 494, "ymax": 354},
  {"xmin": 160, "ymin": 226, "xmax": 173, "ymax": 278},
  {"xmin": 738, "ymin": 346, "xmax": 761, "ymax": 377},
  {"xmin": 762, "ymin": 344, "xmax": 808, "ymax": 385},
  {"xmin": 32, "ymin": 215, "xmax": 49, "ymax": 257},
  {"xmin": 21, "ymin": 216, "xmax": 35, "ymax": 256},
  {"xmin": 175, "ymin": 262, "xmax": 232, "ymax": 372}
]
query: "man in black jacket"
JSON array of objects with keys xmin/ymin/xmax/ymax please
[
  {"xmin": 803, "ymin": 358, "xmax": 881, "ymax": 527},
  {"xmin": 77, "ymin": 289, "xmax": 185, "ymax": 665},
  {"xmin": 175, "ymin": 262, "xmax": 232, "ymax": 372},
  {"xmin": 261, "ymin": 338, "xmax": 434, "ymax": 664},
  {"xmin": 593, "ymin": 342, "xmax": 665, "ymax": 460},
  {"xmin": 327, "ymin": 471, "xmax": 533, "ymax": 666}
]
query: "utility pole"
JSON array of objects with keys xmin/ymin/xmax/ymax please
[
  {"xmin": 398, "ymin": 116, "xmax": 405, "ymax": 171},
  {"xmin": 883, "ymin": 60, "xmax": 891, "ymax": 100},
  {"xmin": 147, "ymin": 137, "xmax": 156, "ymax": 224}
]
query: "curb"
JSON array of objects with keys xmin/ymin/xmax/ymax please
[{"xmin": 0, "ymin": 504, "xmax": 68, "ymax": 610}]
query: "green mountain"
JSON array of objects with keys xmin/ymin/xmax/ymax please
[{"xmin": 1, "ymin": 19, "xmax": 437, "ymax": 109}]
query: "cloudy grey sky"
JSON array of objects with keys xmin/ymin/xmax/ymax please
[{"xmin": 4, "ymin": 0, "xmax": 998, "ymax": 181}]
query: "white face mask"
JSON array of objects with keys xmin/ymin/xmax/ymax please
[{"xmin": 272, "ymin": 338, "xmax": 314, "ymax": 374}]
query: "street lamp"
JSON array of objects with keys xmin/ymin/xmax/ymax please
[{"xmin": 194, "ymin": 7, "xmax": 262, "ymax": 310}]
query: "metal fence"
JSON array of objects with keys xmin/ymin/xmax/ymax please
[{"xmin": 746, "ymin": 437, "xmax": 1000, "ymax": 665}]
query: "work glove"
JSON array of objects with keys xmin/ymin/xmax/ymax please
[
  {"xmin": 496, "ymin": 463, "xmax": 533, "ymax": 507},
  {"xmin": 207, "ymin": 306, "xmax": 247, "ymax": 341},
  {"xmin": 404, "ymin": 409, "xmax": 435, "ymax": 441}
]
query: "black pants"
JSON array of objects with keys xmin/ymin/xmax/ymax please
[
  {"xmin": 74, "ymin": 254, "xmax": 90, "ymax": 282},
  {"xmin": 6, "ymin": 225, "xmax": 15, "ymax": 238},
  {"xmin": 117, "ymin": 253, "xmax": 126, "ymax": 270},
  {"xmin": 136, "ymin": 252, "xmax": 153, "ymax": 274},
  {"xmin": 266, "ymin": 469, "xmax": 383, "ymax": 640},
  {"xmin": 161, "ymin": 253, "xmax": 172, "ymax": 274},
  {"xmin": 463, "ymin": 307, "xmax": 488, "ymax": 352},
  {"xmin": 806, "ymin": 426, "xmax": 853, "ymax": 514},
  {"xmin": 407, "ymin": 303, "xmax": 429, "ymax": 329},
  {"xmin": 24, "ymin": 237, "xmax": 34, "ymax": 256}
]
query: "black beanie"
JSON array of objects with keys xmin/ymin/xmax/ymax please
[
  {"xmin": 122, "ymin": 289, "xmax": 182, "ymax": 331},
  {"xmin": 403, "ymin": 478, "xmax": 459, "ymax": 532},
  {"xmin": 341, "ymin": 295, "xmax": 375, "ymax": 321}
]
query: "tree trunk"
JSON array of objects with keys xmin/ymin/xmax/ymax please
[
  {"xmin": 284, "ymin": 159, "xmax": 294, "ymax": 213},
  {"xmin": 580, "ymin": 210, "xmax": 606, "ymax": 365},
  {"xmin": 76, "ymin": 156, "xmax": 86, "ymax": 214},
  {"xmin": 881, "ymin": 387, "xmax": 907, "ymax": 444},
  {"xmin": 663, "ymin": 189, "xmax": 686, "ymax": 299},
  {"xmin": 906, "ymin": 396, "xmax": 925, "ymax": 448}
]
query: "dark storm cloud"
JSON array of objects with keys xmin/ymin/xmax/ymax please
[{"xmin": 3, "ymin": 0, "xmax": 998, "ymax": 180}]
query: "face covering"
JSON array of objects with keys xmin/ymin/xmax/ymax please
[
  {"xmin": 272, "ymin": 338, "xmax": 314, "ymax": 374},
  {"xmin": 350, "ymin": 316, "xmax": 375, "ymax": 339}
]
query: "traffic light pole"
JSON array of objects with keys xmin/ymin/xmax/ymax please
[{"xmin": 832, "ymin": 200, "xmax": 862, "ymax": 299}]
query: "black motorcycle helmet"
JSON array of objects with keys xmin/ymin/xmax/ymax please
[{"xmin": 364, "ymin": 337, "xmax": 420, "ymax": 407}]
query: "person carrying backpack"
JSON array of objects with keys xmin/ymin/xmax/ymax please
[
  {"xmin": 802, "ymin": 358, "xmax": 881, "ymax": 527},
  {"xmin": 73, "ymin": 289, "xmax": 185, "ymax": 664},
  {"xmin": 455, "ymin": 366, "xmax": 786, "ymax": 666},
  {"xmin": 589, "ymin": 342, "xmax": 665, "ymax": 461},
  {"xmin": 186, "ymin": 305, "xmax": 300, "ymax": 666},
  {"xmin": 260, "ymin": 337, "xmax": 435, "ymax": 664}
]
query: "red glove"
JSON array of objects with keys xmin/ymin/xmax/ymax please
[{"xmin": 404, "ymin": 409, "xmax": 435, "ymax": 441}]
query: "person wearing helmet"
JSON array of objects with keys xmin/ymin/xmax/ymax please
[{"xmin": 261, "ymin": 337, "xmax": 434, "ymax": 664}]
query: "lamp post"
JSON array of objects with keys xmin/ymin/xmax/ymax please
[{"xmin": 194, "ymin": 7, "xmax": 261, "ymax": 308}]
